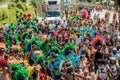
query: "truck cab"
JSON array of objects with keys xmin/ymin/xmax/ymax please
[{"xmin": 44, "ymin": 0, "xmax": 62, "ymax": 24}]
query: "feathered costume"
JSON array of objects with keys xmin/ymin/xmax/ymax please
[
  {"xmin": 37, "ymin": 54, "xmax": 45, "ymax": 66},
  {"xmin": 50, "ymin": 41, "xmax": 60, "ymax": 54},
  {"xmin": 68, "ymin": 53, "xmax": 80, "ymax": 68},
  {"xmin": 2, "ymin": 13, "xmax": 83, "ymax": 79},
  {"xmin": 81, "ymin": 26, "xmax": 88, "ymax": 38},
  {"xmin": 90, "ymin": 28, "xmax": 97, "ymax": 38},
  {"xmin": 62, "ymin": 42, "xmax": 75, "ymax": 56},
  {"xmin": 81, "ymin": 9, "xmax": 88, "ymax": 19},
  {"xmin": 10, "ymin": 63, "xmax": 28, "ymax": 80},
  {"xmin": 91, "ymin": 33, "xmax": 105, "ymax": 46},
  {"xmin": 22, "ymin": 37, "xmax": 42, "ymax": 53}
]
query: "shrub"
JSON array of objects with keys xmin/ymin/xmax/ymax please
[
  {"xmin": 8, "ymin": 2, "xmax": 16, "ymax": 9},
  {"xmin": 23, "ymin": 3, "xmax": 28, "ymax": 10},
  {"xmin": 0, "ymin": 9, "xmax": 8, "ymax": 21},
  {"xmin": 4, "ymin": 11, "xmax": 8, "ymax": 19},
  {"xmin": 2, "ymin": 11, "xmax": 5, "ymax": 20},
  {"xmin": 17, "ymin": 2, "xmax": 23, "ymax": 10},
  {"xmin": 17, "ymin": 1, "xmax": 26, "ymax": 11},
  {"xmin": 15, "ymin": 0, "xmax": 20, "ymax": 3},
  {"xmin": 103, "ymin": 2, "xmax": 107, "ymax": 6},
  {"xmin": 0, "ymin": 13, "xmax": 2, "ymax": 21},
  {"xmin": 21, "ymin": 0, "xmax": 26, "ymax": 2},
  {"xmin": 2, "ymin": 11, "xmax": 8, "ymax": 20},
  {"xmin": 11, "ymin": 2, "xmax": 16, "ymax": 7}
]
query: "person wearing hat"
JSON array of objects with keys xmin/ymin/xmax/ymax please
[
  {"xmin": 60, "ymin": 61, "xmax": 75, "ymax": 80},
  {"xmin": 2, "ymin": 22, "xmax": 8, "ymax": 30},
  {"xmin": 108, "ymin": 57, "xmax": 119, "ymax": 80},
  {"xmin": 96, "ymin": 59, "xmax": 111, "ymax": 80},
  {"xmin": 111, "ymin": 47, "xmax": 120, "ymax": 61}
]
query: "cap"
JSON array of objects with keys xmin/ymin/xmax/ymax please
[{"xmin": 113, "ymin": 47, "xmax": 117, "ymax": 51}]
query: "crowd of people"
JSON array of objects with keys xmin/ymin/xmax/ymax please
[{"xmin": 0, "ymin": 4, "xmax": 120, "ymax": 80}]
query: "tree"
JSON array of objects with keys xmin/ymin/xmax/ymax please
[
  {"xmin": 116, "ymin": 0, "xmax": 120, "ymax": 6},
  {"xmin": 21, "ymin": 0, "xmax": 26, "ymax": 2},
  {"xmin": 115, "ymin": 0, "xmax": 120, "ymax": 15},
  {"xmin": 40, "ymin": 0, "xmax": 44, "ymax": 4},
  {"xmin": 15, "ymin": 0, "xmax": 20, "ymax": 2}
]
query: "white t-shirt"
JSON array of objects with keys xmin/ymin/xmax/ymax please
[
  {"xmin": 57, "ymin": 24, "xmax": 61, "ymax": 30},
  {"xmin": 49, "ymin": 23, "xmax": 55, "ymax": 31},
  {"xmin": 62, "ymin": 21, "xmax": 67, "ymax": 28},
  {"xmin": 3, "ymin": 24, "xmax": 8, "ymax": 30},
  {"xmin": 75, "ymin": 37, "xmax": 82, "ymax": 45}
]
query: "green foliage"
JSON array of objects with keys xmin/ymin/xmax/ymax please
[
  {"xmin": 8, "ymin": 1, "xmax": 28, "ymax": 11},
  {"xmin": 17, "ymin": 1, "xmax": 27, "ymax": 11},
  {"xmin": 30, "ymin": 0, "xmax": 37, "ymax": 8},
  {"xmin": 14, "ymin": 0, "xmax": 27, "ymax": 3},
  {"xmin": 21, "ymin": 0, "xmax": 26, "ymax": 2},
  {"xmin": 0, "ymin": 9, "xmax": 8, "ymax": 21},
  {"xmin": 15, "ymin": 0, "xmax": 20, "ymax": 3},
  {"xmin": 0, "ymin": 3, "xmax": 34, "ymax": 26},
  {"xmin": 116, "ymin": 0, "xmax": 120, "ymax": 6},
  {"xmin": 103, "ymin": 2, "xmax": 107, "ymax": 6},
  {"xmin": 11, "ymin": 2, "xmax": 16, "ymax": 7},
  {"xmin": 0, "ymin": 13, "xmax": 2, "ymax": 21},
  {"xmin": 23, "ymin": 3, "xmax": 28, "ymax": 10},
  {"xmin": 2, "ymin": 11, "xmax": 8, "ymax": 20},
  {"xmin": 8, "ymin": 2, "xmax": 16, "ymax": 9}
]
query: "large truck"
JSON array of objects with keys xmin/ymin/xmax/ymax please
[{"xmin": 44, "ymin": 0, "xmax": 63, "ymax": 24}]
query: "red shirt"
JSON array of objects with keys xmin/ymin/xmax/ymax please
[
  {"xmin": 54, "ymin": 31, "xmax": 58, "ymax": 37},
  {"xmin": 64, "ymin": 32, "xmax": 68, "ymax": 38}
]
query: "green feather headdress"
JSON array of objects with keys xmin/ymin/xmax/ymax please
[
  {"xmin": 37, "ymin": 54, "xmax": 46, "ymax": 66},
  {"xmin": 51, "ymin": 46, "xmax": 60, "ymax": 54},
  {"xmin": 10, "ymin": 63, "xmax": 28, "ymax": 80},
  {"xmin": 12, "ymin": 34, "xmax": 20, "ymax": 44},
  {"xmin": 22, "ymin": 37, "xmax": 42, "ymax": 53},
  {"xmin": 31, "ymin": 37, "xmax": 42, "ymax": 49},
  {"xmin": 41, "ymin": 39, "xmax": 51, "ymax": 53},
  {"xmin": 22, "ymin": 39, "xmax": 32, "ymax": 53},
  {"xmin": 62, "ymin": 43, "xmax": 75, "ymax": 55},
  {"xmin": 9, "ymin": 23, "xmax": 16, "ymax": 31}
]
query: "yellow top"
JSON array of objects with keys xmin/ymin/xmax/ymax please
[
  {"xmin": 11, "ymin": 45, "xmax": 21, "ymax": 51},
  {"xmin": 13, "ymin": 59, "xmax": 19, "ymax": 64},
  {"xmin": 46, "ymin": 76, "xmax": 52, "ymax": 80},
  {"xmin": 27, "ymin": 66, "xmax": 34, "ymax": 77},
  {"xmin": 36, "ymin": 64, "xmax": 41, "ymax": 71},
  {"xmin": 0, "ymin": 42, "xmax": 6, "ymax": 49}
]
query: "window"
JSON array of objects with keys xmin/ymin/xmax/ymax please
[
  {"xmin": 47, "ymin": 11, "xmax": 60, "ymax": 17},
  {"xmin": 48, "ymin": 1, "xmax": 57, "ymax": 5}
]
